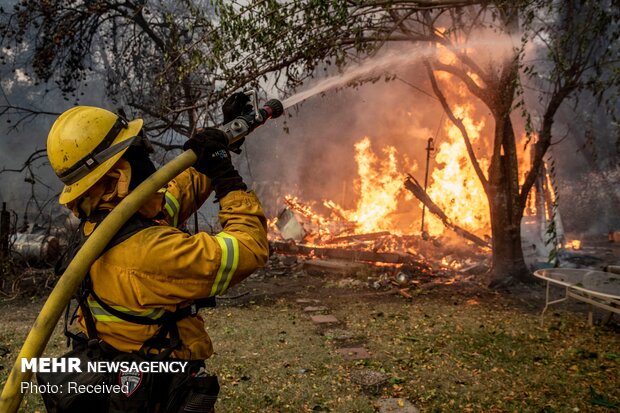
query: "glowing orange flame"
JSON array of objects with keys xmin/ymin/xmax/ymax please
[
  {"xmin": 274, "ymin": 44, "xmax": 542, "ymax": 245},
  {"xmin": 425, "ymin": 103, "xmax": 490, "ymax": 237},
  {"xmin": 280, "ymin": 137, "xmax": 412, "ymax": 238},
  {"xmin": 338, "ymin": 137, "xmax": 409, "ymax": 233}
]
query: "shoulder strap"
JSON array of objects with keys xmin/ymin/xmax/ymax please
[
  {"xmin": 60, "ymin": 213, "xmax": 157, "ymax": 343},
  {"xmin": 101, "ymin": 213, "xmax": 156, "ymax": 253},
  {"xmin": 60, "ymin": 211, "xmax": 216, "ymax": 353},
  {"xmin": 55, "ymin": 213, "xmax": 157, "ymax": 276}
]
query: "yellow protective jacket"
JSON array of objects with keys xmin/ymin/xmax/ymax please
[{"xmin": 77, "ymin": 168, "xmax": 269, "ymax": 360}]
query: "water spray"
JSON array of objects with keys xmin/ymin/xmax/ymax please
[{"xmin": 280, "ymin": 37, "xmax": 519, "ymax": 109}]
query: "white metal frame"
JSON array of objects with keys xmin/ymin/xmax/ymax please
[{"xmin": 534, "ymin": 269, "xmax": 620, "ymax": 327}]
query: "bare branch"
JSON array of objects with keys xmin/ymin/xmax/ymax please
[
  {"xmin": 0, "ymin": 149, "xmax": 48, "ymax": 175},
  {"xmin": 431, "ymin": 60, "xmax": 490, "ymax": 106},
  {"xmin": 424, "ymin": 60, "xmax": 489, "ymax": 192}
]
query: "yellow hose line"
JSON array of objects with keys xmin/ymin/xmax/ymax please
[{"xmin": 0, "ymin": 150, "xmax": 198, "ymax": 413}]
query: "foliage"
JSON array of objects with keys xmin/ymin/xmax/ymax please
[
  {"xmin": 209, "ymin": 0, "xmax": 619, "ymax": 283},
  {"xmin": 1, "ymin": 0, "xmax": 230, "ymax": 137},
  {"xmin": 2, "ymin": 1, "xmax": 617, "ymax": 142}
]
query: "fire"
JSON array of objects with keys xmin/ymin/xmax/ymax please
[
  {"xmin": 267, "ymin": 217, "xmax": 279, "ymax": 232},
  {"xmin": 282, "ymin": 137, "xmax": 413, "ymax": 238},
  {"xmin": 278, "ymin": 99, "xmax": 496, "ymax": 241},
  {"xmin": 284, "ymin": 196, "xmax": 330, "ymax": 227},
  {"xmin": 520, "ymin": 135, "xmax": 537, "ymax": 217},
  {"xmin": 335, "ymin": 137, "xmax": 409, "ymax": 234},
  {"xmin": 274, "ymin": 43, "xmax": 542, "ymax": 245},
  {"xmin": 568, "ymin": 239, "xmax": 581, "ymax": 250},
  {"xmin": 425, "ymin": 102, "xmax": 490, "ymax": 237}
]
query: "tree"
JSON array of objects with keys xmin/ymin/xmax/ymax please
[
  {"xmin": 208, "ymin": 0, "xmax": 619, "ymax": 286},
  {"xmin": 0, "ymin": 0, "xmax": 234, "ymax": 140},
  {"xmin": 1, "ymin": 1, "xmax": 618, "ymax": 286}
]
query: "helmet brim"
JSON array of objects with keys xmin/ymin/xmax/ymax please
[{"xmin": 58, "ymin": 118, "xmax": 144, "ymax": 205}]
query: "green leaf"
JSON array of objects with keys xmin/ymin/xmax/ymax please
[{"xmin": 589, "ymin": 386, "xmax": 618, "ymax": 408}]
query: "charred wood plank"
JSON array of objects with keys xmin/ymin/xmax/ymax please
[
  {"xmin": 404, "ymin": 175, "xmax": 490, "ymax": 248},
  {"xmin": 270, "ymin": 241, "xmax": 427, "ymax": 266},
  {"xmin": 303, "ymin": 259, "xmax": 368, "ymax": 276},
  {"xmin": 325, "ymin": 231, "xmax": 391, "ymax": 244}
]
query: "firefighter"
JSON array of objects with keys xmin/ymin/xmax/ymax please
[{"xmin": 42, "ymin": 97, "xmax": 269, "ymax": 412}]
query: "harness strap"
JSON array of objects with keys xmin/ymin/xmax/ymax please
[
  {"xmin": 61, "ymin": 211, "xmax": 217, "ymax": 354},
  {"xmin": 140, "ymin": 320, "xmax": 181, "ymax": 360},
  {"xmin": 89, "ymin": 288, "xmax": 215, "ymax": 325},
  {"xmin": 80, "ymin": 281, "xmax": 99, "ymax": 339},
  {"xmin": 89, "ymin": 288, "xmax": 163, "ymax": 326}
]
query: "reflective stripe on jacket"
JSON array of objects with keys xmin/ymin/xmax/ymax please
[
  {"xmin": 162, "ymin": 166, "xmax": 212, "ymax": 228},
  {"xmin": 78, "ymin": 168, "xmax": 269, "ymax": 359}
]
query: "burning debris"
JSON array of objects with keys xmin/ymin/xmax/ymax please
[
  {"xmin": 266, "ymin": 137, "xmax": 493, "ymax": 287},
  {"xmin": 404, "ymin": 175, "xmax": 490, "ymax": 248},
  {"xmin": 265, "ymin": 120, "xmax": 610, "ymax": 285},
  {"xmin": 275, "ymin": 207, "xmax": 307, "ymax": 242}
]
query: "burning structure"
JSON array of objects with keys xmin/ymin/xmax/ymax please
[{"xmin": 265, "ymin": 69, "xmax": 568, "ymax": 279}]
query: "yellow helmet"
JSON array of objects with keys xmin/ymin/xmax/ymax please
[{"xmin": 47, "ymin": 106, "xmax": 144, "ymax": 204}]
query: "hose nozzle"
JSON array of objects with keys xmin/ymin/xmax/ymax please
[{"xmin": 221, "ymin": 98, "xmax": 284, "ymax": 145}]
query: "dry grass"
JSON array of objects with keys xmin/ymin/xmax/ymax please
[{"xmin": 0, "ymin": 274, "xmax": 619, "ymax": 412}]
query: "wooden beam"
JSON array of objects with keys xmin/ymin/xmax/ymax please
[
  {"xmin": 404, "ymin": 175, "xmax": 490, "ymax": 248},
  {"xmin": 270, "ymin": 241, "xmax": 429, "ymax": 267},
  {"xmin": 325, "ymin": 231, "xmax": 391, "ymax": 244}
]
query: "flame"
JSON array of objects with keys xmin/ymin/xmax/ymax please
[
  {"xmin": 425, "ymin": 102, "xmax": 490, "ymax": 237},
  {"xmin": 283, "ymin": 195, "xmax": 334, "ymax": 241},
  {"xmin": 519, "ymin": 135, "xmax": 536, "ymax": 217},
  {"xmin": 568, "ymin": 239, "xmax": 581, "ymax": 250},
  {"xmin": 267, "ymin": 217, "xmax": 279, "ymax": 232},
  {"xmin": 338, "ymin": 137, "xmax": 408, "ymax": 233},
  {"xmin": 273, "ymin": 43, "xmax": 545, "ymax": 246},
  {"xmin": 284, "ymin": 196, "xmax": 330, "ymax": 227},
  {"xmin": 281, "ymin": 137, "xmax": 412, "ymax": 238}
]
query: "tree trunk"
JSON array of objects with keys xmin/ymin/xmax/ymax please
[
  {"xmin": 488, "ymin": 181, "xmax": 529, "ymax": 287},
  {"xmin": 488, "ymin": 114, "xmax": 531, "ymax": 288}
]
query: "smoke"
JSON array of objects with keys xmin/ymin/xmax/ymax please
[
  {"xmin": 0, "ymin": 69, "xmax": 118, "ymax": 223},
  {"xmin": 557, "ymin": 166, "xmax": 620, "ymax": 235},
  {"xmin": 1, "ymin": 11, "xmax": 617, "ymax": 236},
  {"xmin": 246, "ymin": 37, "xmax": 517, "ymax": 219},
  {"xmin": 246, "ymin": 36, "xmax": 620, "ymax": 237}
]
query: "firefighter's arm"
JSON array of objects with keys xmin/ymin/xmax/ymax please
[
  {"xmin": 162, "ymin": 167, "xmax": 212, "ymax": 227},
  {"xmin": 124, "ymin": 190, "xmax": 268, "ymax": 305},
  {"xmin": 216, "ymin": 189, "xmax": 269, "ymax": 285},
  {"xmin": 151, "ymin": 128, "xmax": 266, "ymax": 298}
]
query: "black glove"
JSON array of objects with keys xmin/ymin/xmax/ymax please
[
  {"xmin": 184, "ymin": 128, "xmax": 247, "ymax": 199},
  {"xmin": 223, "ymin": 92, "xmax": 253, "ymax": 123},
  {"xmin": 222, "ymin": 92, "xmax": 253, "ymax": 154}
]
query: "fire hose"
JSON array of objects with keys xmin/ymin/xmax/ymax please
[{"xmin": 0, "ymin": 96, "xmax": 283, "ymax": 413}]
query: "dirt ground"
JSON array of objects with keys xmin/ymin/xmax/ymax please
[{"xmin": 0, "ymin": 265, "xmax": 619, "ymax": 413}]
